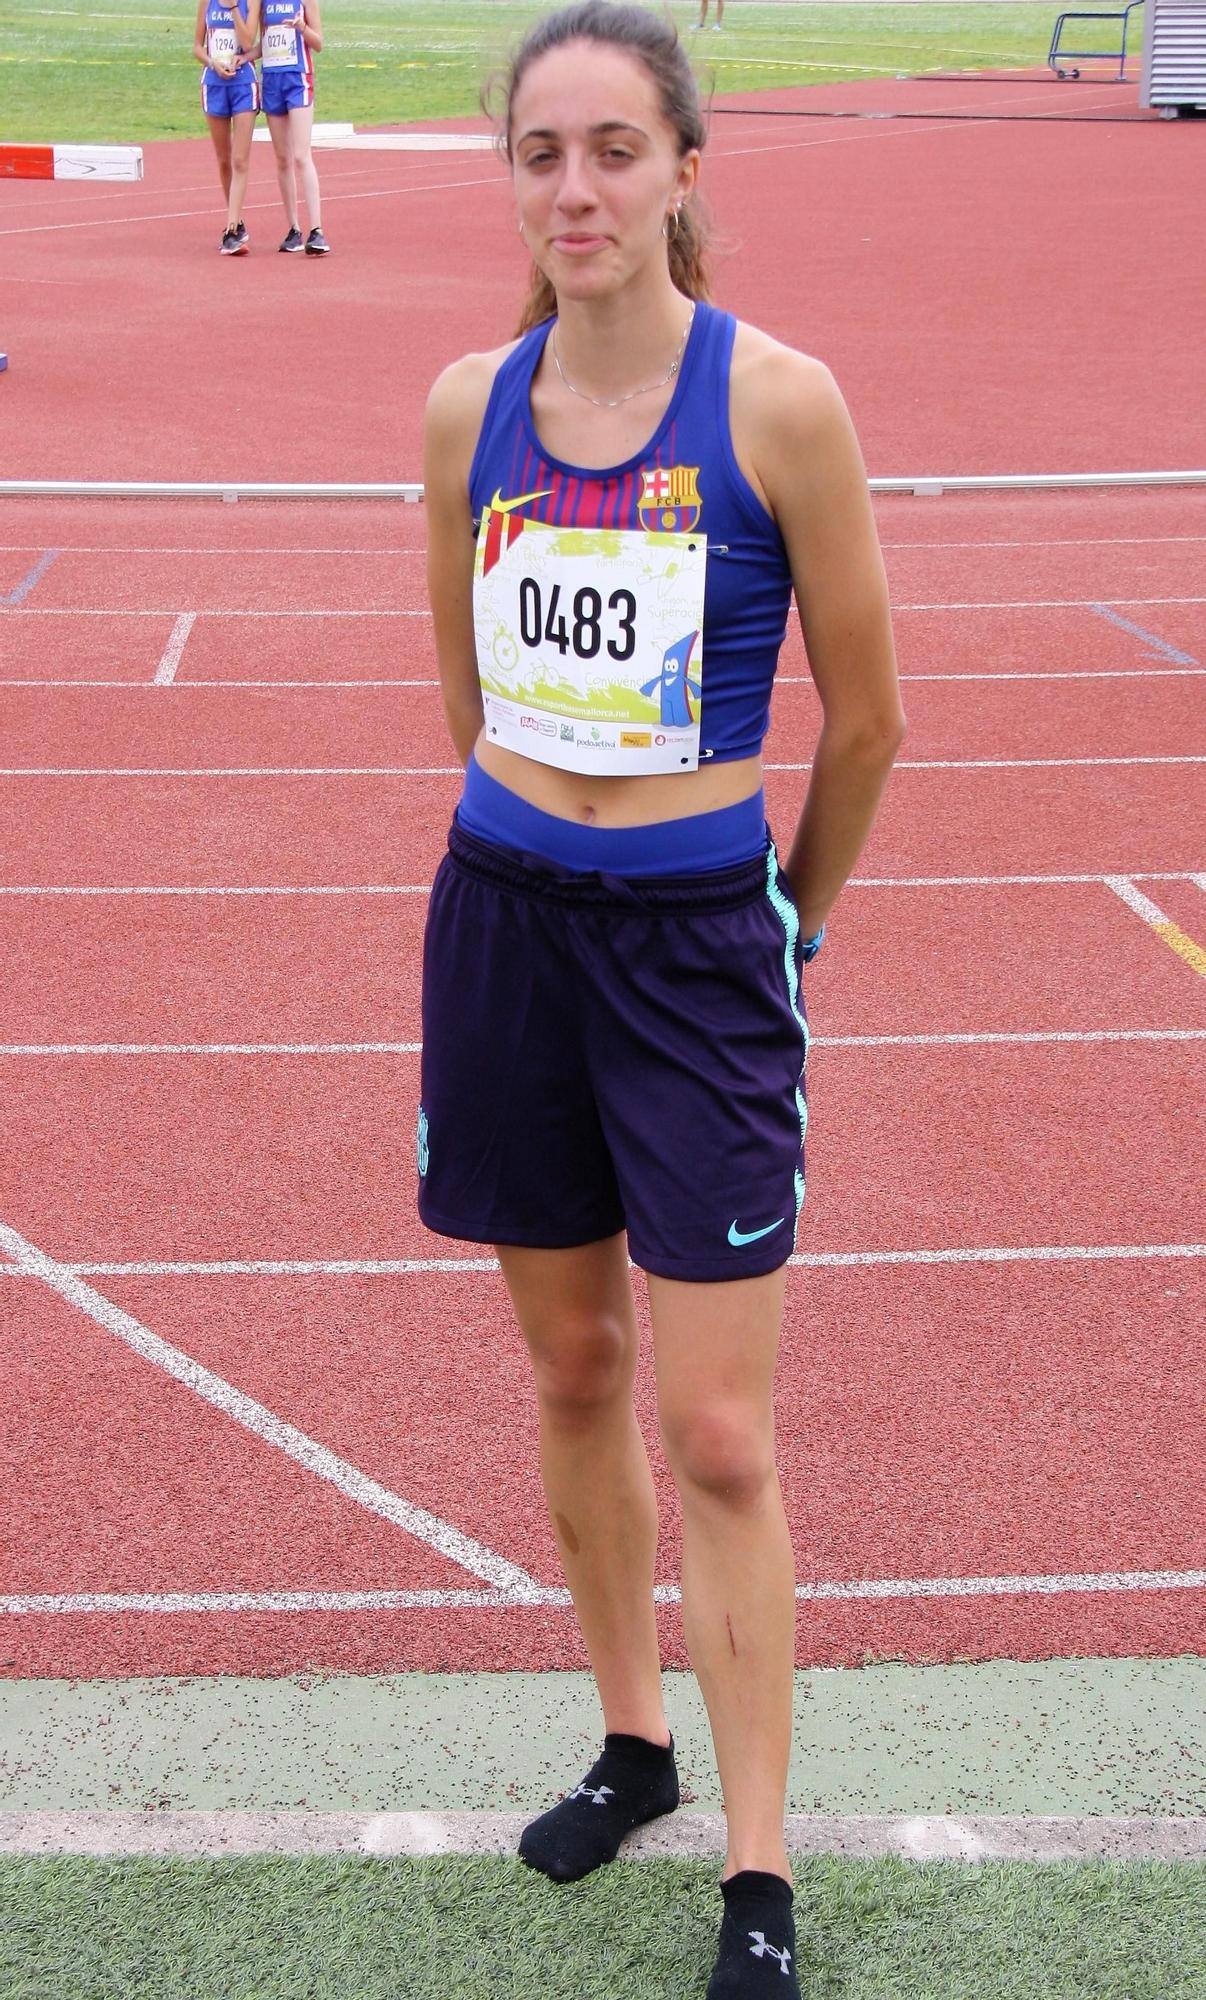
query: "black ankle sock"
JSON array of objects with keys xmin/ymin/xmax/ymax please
[
  {"xmin": 517, "ymin": 1732, "xmax": 679, "ymax": 1883},
  {"xmin": 706, "ymin": 1871, "xmax": 799, "ymax": 1997}
]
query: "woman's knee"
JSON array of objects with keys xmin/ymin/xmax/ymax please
[
  {"xmin": 662, "ymin": 1404, "xmax": 776, "ymax": 1508},
  {"xmin": 528, "ymin": 1311, "xmax": 635, "ymax": 1425}
]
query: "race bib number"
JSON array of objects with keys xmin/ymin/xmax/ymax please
[
  {"xmin": 473, "ymin": 513, "xmax": 707, "ymax": 776},
  {"xmin": 262, "ymin": 21, "xmax": 297, "ymax": 67},
  {"xmin": 207, "ymin": 23, "xmax": 238, "ymax": 65}
]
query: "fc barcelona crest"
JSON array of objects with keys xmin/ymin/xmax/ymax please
[{"xmin": 637, "ymin": 464, "xmax": 702, "ymax": 535}]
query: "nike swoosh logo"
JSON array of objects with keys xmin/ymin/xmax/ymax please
[
  {"xmin": 490, "ymin": 486, "xmax": 554, "ymax": 515},
  {"xmin": 727, "ymin": 1218, "xmax": 785, "ymax": 1248}
]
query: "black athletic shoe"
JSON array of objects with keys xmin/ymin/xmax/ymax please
[
  {"xmin": 231, "ymin": 220, "xmax": 249, "ymax": 253},
  {"xmin": 219, "ymin": 226, "xmax": 241, "ymax": 255},
  {"xmin": 279, "ymin": 225, "xmax": 304, "ymax": 253},
  {"xmin": 304, "ymin": 226, "xmax": 330, "ymax": 255}
]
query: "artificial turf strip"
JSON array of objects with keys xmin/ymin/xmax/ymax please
[
  {"xmin": 0, "ymin": 2, "xmax": 1112, "ymax": 146},
  {"xmin": 1, "ymin": 1856, "xmax": 1204, "ymax": 1999}
]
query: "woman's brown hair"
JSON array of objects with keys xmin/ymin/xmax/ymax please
[{"xmin": 483, "ymin": 2, "xmax": 710, "ymax": 334}]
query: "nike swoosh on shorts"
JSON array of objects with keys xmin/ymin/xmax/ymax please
[{"xmin": 727, "ymin": 1218, "xmax": 785, "ymax": 1248}]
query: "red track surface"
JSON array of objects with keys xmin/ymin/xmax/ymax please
[
  {"xmin": 1, "ymin": 78, "xmax": 1204, "ymax": 481},
  {"xmin": 1, "ymin": 88, "xmax": 1204, "ymax": 1679}
]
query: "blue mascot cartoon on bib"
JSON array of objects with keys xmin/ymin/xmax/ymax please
[{"xmin": 641, "ymin": 629, "xmax": 701, "ymax": 728}]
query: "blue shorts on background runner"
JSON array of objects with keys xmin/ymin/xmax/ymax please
[
  {"xmin": 417, "ymin": 821, "xmax": 810, "ymax": 1284},
  {"xmin": 201, "ymin": 66, "xmax": 260, "ymax": 116},
  {"xmin": 261, "ymin": 69, "xmax": 313, "ymax": 114}
]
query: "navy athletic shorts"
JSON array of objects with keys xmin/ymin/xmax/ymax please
[{"xmin": 416, "ymin": 821, "xmax": 810, "ymax": 1283}]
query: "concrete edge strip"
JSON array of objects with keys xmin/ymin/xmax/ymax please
[{"xmin": 3, "ymin": 1811, "xmax": 1204, "ymax": 1864}]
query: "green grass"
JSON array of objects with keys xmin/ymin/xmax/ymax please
[
  {"xmin": 0, "ymin": 2, "xmax": 1124, "ymax": 146},
  {"xmin": 1, "ymin": 1854, "xmax": 1203, "ymax": 1999}
]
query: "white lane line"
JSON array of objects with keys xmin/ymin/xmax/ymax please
[
  {"xmin": 5, "ymin": 668, "xmax": 1206, "ymax": 688},
  {"xmin": 0, "ymin": 873, "xmax": 1201, "ymax": 898},
  {"xmin": 1088, "ymin": 602, "xmax": 1197, "ymax": 665},
  {"xmin": 0, "ymin": 546, "xmax": 427, "ymax": 556},
  {"xmin": 0, "ymin": 608, "xmax": 429, "ymax": 618},
  {"xmin": 4, "ymin": 1566, "xmax": 1204, "ymax": 1619},
  {"xmin": 880, "ymin": 535, "xmax": 1206, "ymax": 551},
  {"xmin": 0, "ymin": 534, "xmax": 1200, "ymax": 556},
  {"xmin": 0, "ymin": 1215, "xmax": 543, "ymax": 1599},
  {"xmin": 0, "ymin": 1043, "xmax": 424, "ymax": 1056},
  {"xmin": 1105, "ymin": 877, "xmax": 1173, "ymax": 926},
  {"xmin": 0, "ymin": 768, "xmax": 460, "ymax": 777},
  {"xmin": 889, "ymin": 596, "xmax": 1206, "ymax": 612},
  {"xmin": 0, "ymin": 171, "xmax": 503, "ymax": 240},
  {"xmin": 152, "ymin": 613, "xmax": 195, "ymax": 686},
  {"xmin": 2, "ymin": 1244, "xmax": 1202, "ymax": 1281},
  {"xmin": 1, "ymin": 1030, "xmax": 1202, "ymax": 1057},
  {"xmin": 1, "ymin": 756, "xmax": 1202, "ymax": 776},
  {"xmin": 4, "ymin": 1809, "xmax": 1204, "ymax": 1863},
  {"xmin": 3, "ymin": 596, "xmax": 1205, "ymax": 617}
]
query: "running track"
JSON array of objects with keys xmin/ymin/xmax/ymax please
[{"xmin": 0, "ymin": 78, "xmax": 1203, "ymax": 1682}]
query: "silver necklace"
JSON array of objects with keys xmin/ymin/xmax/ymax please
[{"xmin": 552, "ymin": 304, "xmax": 696, "ymax": 410}]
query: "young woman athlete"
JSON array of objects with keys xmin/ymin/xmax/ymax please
[
  {"xmin": 193, "ymin": 0, "xmax": 260, "ymax": 254},
  {"xmin": 244, "ymin": 0, "xmax": 329, "ymax": 253},
  {"xmin": 419, "ymin": 5, "xmax": 903, "ymax": 1993}
]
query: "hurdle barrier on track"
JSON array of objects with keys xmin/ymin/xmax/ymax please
[
  {"xmin": 0, "ymin": 471, "xmax": 1204, "ymax": 502},
  {"xmin": 0, "ymin": 143, "xmax": 143, "ymax": 183}
]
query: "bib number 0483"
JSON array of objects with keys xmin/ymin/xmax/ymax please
[{"xmin": 517, "ymin": 578, "xmax": 636, "ymax": 664}]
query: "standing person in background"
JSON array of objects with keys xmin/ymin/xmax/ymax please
[
  {"xmin": 698, "ymin": 0, "xmax": 725, "ymax": 29},
  {"xmin": 246, "ymin": 0, "xmax": 330, "ymax": 253},
  {"xmin": 193, "ymin": 0, "xmax": 260, "ymax": 254},
  {"xmin": 419, "ymin": 4, "xmax": 903, "ymax": 1993}
]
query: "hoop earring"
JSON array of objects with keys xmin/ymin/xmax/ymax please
[{"xmin": 662, "ymin": 205, "xmax": 682, "ymax": 244}]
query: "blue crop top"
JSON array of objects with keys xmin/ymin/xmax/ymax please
[{"xmin": 467, "ymin": 301, "xmax": 794, "ymax": 765}]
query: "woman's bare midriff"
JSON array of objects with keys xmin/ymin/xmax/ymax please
[{"xmin": 475, "ymin": 737, "xmax": 764, "ymax": 826}]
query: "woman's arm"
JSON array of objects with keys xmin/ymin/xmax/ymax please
[
  {"xmin": 297, "ymin": 0, "xmax": 322, "ymax": 53},
  {"xmin": 423, "ymin": 356, "xmax": 498, "ymax": 767},
  {"xmin": 747, "ymin": 347, "xmax": 906, "ymax": 939},
  {"xmin": 193, "ymin": 0, "xmax": 214, "ymax": 68},
  {"xmin": 233, "ymin": 0, "xmax": 258, "ymax": 54}
]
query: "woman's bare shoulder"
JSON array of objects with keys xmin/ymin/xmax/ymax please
[
  {"xmin": 729, "ymin": 319, "xmax": 843, "ymax": 435},
  {"xmin": 425, "ymin": 337, "xmax": 526, "ymax": 446}
]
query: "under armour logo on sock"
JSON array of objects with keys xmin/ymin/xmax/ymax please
[
  {"xmin": 748, "ymin": 1931, "xmax": 792, "ymax": 1973},
  {"xmin": 567, "ymin": 1783, "xmax": 614, "ymax": 1806}
]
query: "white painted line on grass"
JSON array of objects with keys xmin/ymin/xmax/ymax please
[
  {"xmin": 2, "ymin": 1244, "xmax": 1202, "ymax": 1282},
  {"xmin": 2, "ymin": 1029, "xmax": 1202, "ymax": 1058},
  {"xmin": 4, "ymin": 1567, "xmax": 1204, "ymax": 1620},
  {"xmin": 4, "ymin": 1810, "xmax": 1205, "ymax": 1863},
  {"xmin": 0, "ymin": 1214, "xmax": 543, "ymax": 1599},
  {"xmin": 152, "ymin": 612, "xmax": 195, "ymax": 686},
  {"xmin": 2, "ymin": 756, "xmax": 1203, "ymax": 776}
]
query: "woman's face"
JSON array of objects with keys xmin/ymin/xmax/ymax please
[{"xmin": 509, "ymin": 40, "xmax": 698, "ymax": 303}]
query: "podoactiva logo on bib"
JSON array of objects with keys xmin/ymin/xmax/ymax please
[{"xmin": 637, "ymin": 465, "xmax": 702, "ymax": 535}]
